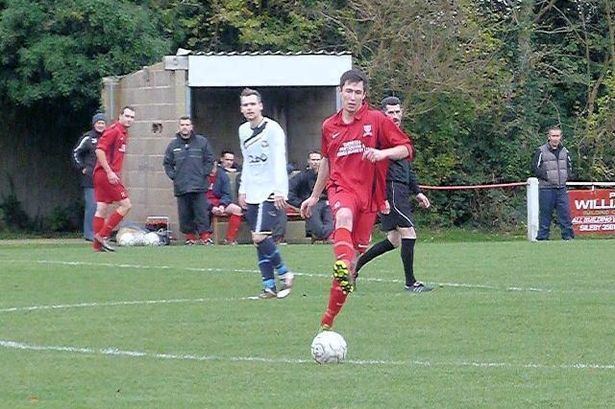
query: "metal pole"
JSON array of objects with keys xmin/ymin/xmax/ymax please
[{"xmin": 527, "ymin": 177, "xmax": 539, "ymax": 241}]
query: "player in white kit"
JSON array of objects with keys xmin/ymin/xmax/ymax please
[{"xmin": 237, "ymin": 88, "xmax": 295, "ymax": 299}]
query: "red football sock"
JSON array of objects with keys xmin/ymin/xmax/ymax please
[
  {"xmin": 321, "ymin": 280, "xmax": 348, "ymax": 328},
  {"xmin": 333, "ymin": 227, "xmax": 355, "ymax": 267},
  {"xmin": 99, "ymin": 211, "xmax": 124, "ymax": 238},
  {"xmin": 226, "ymin": 214, "xmax": 242, "ymax": 241},
  {"xmin": 92, "ymin": 216, "xmax": 105, "ymax": 251},
  {"xmin": 320, "ymin": 228, "xmax": 356, "ymax": 327},
  {"xmin": 185, "ymin": 233, "xmax": 197, "ymax": 241},
  {"xmin": 199, "ymin": 231, "xmax": 211, "ymax": 240}
]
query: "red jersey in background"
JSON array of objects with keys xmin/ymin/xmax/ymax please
[{"xmin": 94, "ymin": 122, "xmax": 128, "ymax": 175}]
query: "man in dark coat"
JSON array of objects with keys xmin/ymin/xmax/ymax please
[
  {"xmin": 163, "ymin": 116, "xmax": 215, "ymax": 244},
  {"xmin": 73, "ymin": 113, "xmax": 106, "ymax": 241},
  {"xmin": 288, "ymin": 151, "xmax": 334, "ymax": 241}
]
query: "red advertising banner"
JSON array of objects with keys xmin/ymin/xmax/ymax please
[{"xmin": 569, "ymin": 189, "xmax": 615, "ymax": 235}]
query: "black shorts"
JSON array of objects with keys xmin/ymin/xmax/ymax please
[
  {"xmin": 245, "ymin": 201, "xmax": 279, "ymax": 234},
  {"xmin": 380, "ymin": 181, "xmax": 415, "ymax": 232}
]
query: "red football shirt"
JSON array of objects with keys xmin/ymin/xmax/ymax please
[
  {"xmin": 206, "ymin": 173, "xmax": 217, "ymax": 202},
  {"xmin": 94, "ymin": 122, "xmax": 128, "ymax": 174},
  {"xmin": 321, "ymin": 103, "xmax": 414, "ymax": 212}
]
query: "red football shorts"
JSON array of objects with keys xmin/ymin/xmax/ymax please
[
  {"xmin": 208, "ymin": 196, "xmax": 221, "ymax": 207},
  {"xmin": 327, "ymin": 187, "xmax": 377, "ymax": 253},
  {"xmin": 93, "ymin": 170, "xmax": 128, "ymax": 203}
]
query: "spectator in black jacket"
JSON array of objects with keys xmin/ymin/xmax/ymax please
[
  {"xmin": 73, "ymin": 113, "xmax": 106, "ymax": 241},
  {"xmin": 163, "ymin": 116, "xmax": 215, "ymax": 245},
  {"xmin": 355, "ymin": 97, "xmax": 432, "ymax": 293},
  {"xmin": 288, "ymin": 151, "xmax": 334, "ymax": 241}
]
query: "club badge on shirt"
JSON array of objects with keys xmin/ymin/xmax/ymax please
[
  {"xmin": 363, "ymin": 125, "xmax": 372, "ymax": 137},
  {"xmin": 118, "ymin": 137, "xmax": 126, "ymax": 153}
]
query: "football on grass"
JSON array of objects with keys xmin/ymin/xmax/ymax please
[{"xmin": 311, "ymin": 330, "xmax": 347, "ymax": 364}]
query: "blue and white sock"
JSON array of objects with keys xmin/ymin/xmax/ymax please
[
  {"xmin": 259, "ymin": 237, "xmax": 289, "ymax": 276},
  {"xmin": 257, "ymin": 242, "xmax": 275, "ymax": 285}
]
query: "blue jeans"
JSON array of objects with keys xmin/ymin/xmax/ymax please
[
  {"xmin": 537, "ymin": 187, "xmax": 574, "ymax": 240},
  {"xmin": 83, "ymin": 188, "xmax": 96, "ymax": 240}
]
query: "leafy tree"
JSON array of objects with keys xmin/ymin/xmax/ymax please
[
  {"xmin": 0, "ymin": 0, "xmax": 169, "ymax": 111},
  {"xmin": 479, "ymin": 0, "xmax": 615, "ymax": 181},
  {"xmin": 0, "ymin": 0, "xmax": 170, "ymax": 230},
  {"xmin": 1, "ymin": 0, "xmax": 611, "ymax": 230},
  {"xmin": 147, "ymin": 0, "xmax": 345, "ymax": 52}
]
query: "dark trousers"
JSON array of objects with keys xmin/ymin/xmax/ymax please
[
  {"xmin": 537, "ymin": 187, "xmax": 574, "ymax": 240},
  {"xmin": 272, "ymin": 210, "xmax": 287, "ymax": 240},
  {"xmin": 177, "ymin": 192, "xmax": 210, "ymax": 234},
  {"xmin": 305, "ymin": 200, "xmax": 334, "ymax": 240}
]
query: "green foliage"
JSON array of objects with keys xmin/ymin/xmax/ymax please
[
  {"xmin": 0, "ymin": 0, "xmax": 169, "ymax": 108},
  {"xmin": 330, "ymin": 0, "xmax": 614, "ymax": 228},
  {"xmin": 149, "ymin": 0, "xmax": 344, "ymax": 52},
  {"xmin": 575, "ymin": 71, "xmax": 615, "ymax": 179},
  {"xmin": 0, "ymin": 193, "xmax": 83, "ymax": 233},
  {"xmin": 0, "ymin": 173, "xmax": 82, "ymax": 233},
  {"xmin": 477, "ymin": 0, "xmax": 614, "ymax": 182},
  {"xmin": 0, "ymin": 190, "xmax": 30, "ymax": 231},
  {"xmin": 46, "ymin": 203, "xmax": 82, "ymax": 232},
  {"xmin": 0, "ymin": 0, "xmax": 613, "ymax": 231}
]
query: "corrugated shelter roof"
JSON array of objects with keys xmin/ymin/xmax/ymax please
[{"xmin": 191, "ymin": 50, "xmax": 351, "ymax": 56}]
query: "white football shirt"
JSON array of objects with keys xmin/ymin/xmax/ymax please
[{"xmin": 238, "ymin": 117, "xmax": 288, "ymax": 204}]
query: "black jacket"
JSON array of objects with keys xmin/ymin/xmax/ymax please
[
  {"xmin": 163, "ymin": 132, "xmax": 214, "ymax": 196},
  {"xmin": 288, "ymin": 168, "xmax": 327, "ymax": 208},
  {"xmin": 72, "ymin": 129, "xmax": 101, "ymax": 188},
  {"xmin": 387, "ymin": 159, "xmax": 421, "ymax": 195}
]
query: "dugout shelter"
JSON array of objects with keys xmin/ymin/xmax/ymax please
[{"xmin": 101, "ymin": 51, "xmax": 352, "ymax": 242}]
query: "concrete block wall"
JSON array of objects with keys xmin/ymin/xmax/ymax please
[{"xmin": 103, "ymin": 62, "xmax": 187, "ymax": 238}]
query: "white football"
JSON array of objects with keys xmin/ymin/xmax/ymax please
[
  {"xmin": 311, "ymin": 330, "xmax": 347, "ymax": 364},
  {"xmin": 117, "ymin": 231, "xmax": 137, "ymax": 246},
  {"xmin": 143, "ymin": 232, "xmax": 161, "ymax": 246}
]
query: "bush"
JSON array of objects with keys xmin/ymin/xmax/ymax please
[{"xmin": 0, "ymin": 192, "xmax": 31, "ymax": 231}]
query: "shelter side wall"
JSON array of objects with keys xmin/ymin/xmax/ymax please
[{"xmin": 104, "ymin": 62, "xmax": 187, "ymax": 236}]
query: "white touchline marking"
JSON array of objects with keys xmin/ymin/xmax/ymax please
[
  {"xmin": 3, "ymin": 259, "xmax": 613, "ymax": 294},
  {"xmin": 0, "ymin": 297, "xmax": 254, "ymax": 313},
  {"xmin": 0, "ymin": 339, "xmax": 613, "ymax": 370}
]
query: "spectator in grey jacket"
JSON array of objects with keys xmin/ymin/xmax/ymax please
[
  {"xmin": 73, "ymin": 113, "xmax": 106, "ymax": 241},
  {"xmin": 163, "ymin": 116, "xmax": 215, "ymax": 244},
  {"xmin": 531, "ymin": 126, "xmax": 574, "ymax": 240}
]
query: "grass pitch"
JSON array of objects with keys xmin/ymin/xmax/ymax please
[{"xmin": 0, "ymin": 239, "xmax": 614, "ymax": 408}]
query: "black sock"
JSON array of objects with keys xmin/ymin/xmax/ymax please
[
  {"xmin": 356, "ymin": 239, "xmax": 395, "ymax": 273},
  {"xmin": 401, "ymin": 238, "xmax": 416, "ymax": 286}
]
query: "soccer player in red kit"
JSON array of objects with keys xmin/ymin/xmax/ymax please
[
  {"xmin": 300, "ymin": 69, "xmax": 414, "ymax": 330},
  {"xmin": 92, "ymin": 106, "xmax": 136, "ymax": 252}
]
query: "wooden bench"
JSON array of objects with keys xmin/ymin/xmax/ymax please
[
  {"xmin": 210, "ymin": 171, "xmax": 311, "ymax": 244},
  {"xmin": 211, "ymin": 208, "xmax": 310, "ymax": 244}
]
